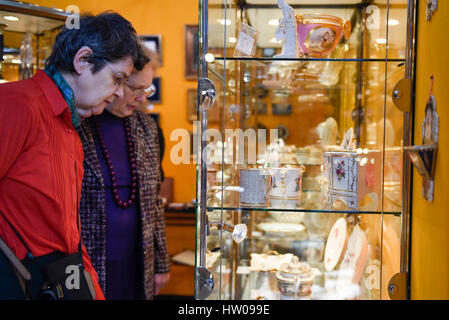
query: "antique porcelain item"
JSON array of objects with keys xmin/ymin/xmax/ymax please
[
  {"xmin": 250, "ymin": 251, "xmax": 296, "ymax": 272},
  {"xmin": 257, "ymin": 222, "xmax": 306, "ymax": 238},
  {"xmin": 317, "ymin": 117, "xmax": 338, "ymax": 146},
  {"xmin": 323, "ymin": 149, "xmax": 381, "ymax": 211},
  {"xmin": 239, "ymin": 168, "xmax": 274, "ymax": 206},
  {"xmin": 336, "ymin": 225, "xmax": 369, "ymax": 299},
  {"xmin": 324, "ymin": 217, "xmax": 348, "ymax": 272},
  {"xmin": 274, "ymin": 0, "xmax": 302, "ymax": 58},
  {"xmin": 270, "ymin": 166, "xmax": 305, "ymax": 200},
  {"xmin": 276, "ymin": 258, "xmax": 314, "ymax": 299},
  {"xmin": 296, "ymin": 14, "xmax": 351, "ymax": 57}
]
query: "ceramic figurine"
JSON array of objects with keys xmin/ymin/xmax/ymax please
[
  {"xmin": 317, "ymin": 117, "xmax": 338, "ymax": 146},
  {"xmin": 274, "ymin": 0, "xmax": 301, "ymax": 58}
]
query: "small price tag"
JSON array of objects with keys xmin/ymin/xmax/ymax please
[
  {"xmin": 233, "ymin": 23, "xmax": 259, "ymax": 58},
  {"xmin": 235, "ymin": 31, "xmax": 255, "ymax": 56}
]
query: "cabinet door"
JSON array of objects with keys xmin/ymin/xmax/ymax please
[{"xmin": 196, "ymin": 0, "xmax": 412, "ymax": 300}]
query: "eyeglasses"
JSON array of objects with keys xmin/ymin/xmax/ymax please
[
  {"xmin": 103, "ymin": 59, "xmax": 129, "ymax": 87},
  {"xmin": 126, "ymin": 82, "xmax": 157, "ymax": 98}
]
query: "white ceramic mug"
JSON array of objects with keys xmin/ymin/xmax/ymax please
[
  {"xmin": 239, "ymin": 168, "xmax": 274, "ymax": 206},
  {"xmin": 270, "ymin": 167, "xmax": 305, "ymax": 200}
]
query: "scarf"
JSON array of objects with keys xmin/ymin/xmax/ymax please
[{"xmin": 44, "ymin": 64, "xmax": 81, "ymax": 128}]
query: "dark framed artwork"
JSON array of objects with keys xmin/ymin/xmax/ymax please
[
  {"xmin": 185, "ymin": 25, "xmax": 199, "ymax": 80},
  {"xmin": 140, "ymin": 35, "xmax": 162, "ymax": 66},
  {"xmin": 148, "ymin": 113, "xmax": 160, "ymax": 125},
  {"xmin": 272, "ymin": 103, "xmax": 292, "ymax": 115},
  {"xmin": 147, "ymin": 77, "xmax": 161, "ymax": 104},
  {"xmin": 257, "ymin": 102, "xmax": 267, "ymax": 115},
  {"xmin": 186, "ymin": 88, "xmax": 197, "ymax": 122}
]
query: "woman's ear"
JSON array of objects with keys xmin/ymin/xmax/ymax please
[{"xmin": 73, "ymin": 46, "xmax": 93, "ymax": 75}]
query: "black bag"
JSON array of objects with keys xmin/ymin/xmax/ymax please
[
  {"xmin": 0, "ymin": 209, "xmax": 96, "ymax": 300},
  {"xmin": 41, "ymin": 251, "xmax": 96, "ymax": 300}
]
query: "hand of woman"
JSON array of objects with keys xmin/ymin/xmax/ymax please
[{"xmin": 154, "ymin": 272, "xmax": 170, "ymax": 295}]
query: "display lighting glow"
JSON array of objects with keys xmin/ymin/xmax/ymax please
[
  {"xmin": 388, "ymin": 19, "xmax": 399, "ymax": 26},
  {"xmin": 205, "ymin": 53, "xmax": 215, "ymax": 63},
  {"xmin": 376, "ymin": 38, "xmax": 387, "ymax": 45},
  {"xmin": 269, "ymin": 19, "xmax": 279, "ymax": 26},
  {"xmin": 3, "ymin": 15, "xmax": 19, "ymax": 21},
  {"xmin": 270, "ymin": 37, "xmax": 281, "ymax": 44},
  {"xmin": 217, "ymin": 19, "xmax": 231, "ymax": 26},
  {"xmin": 229, "ymin": 37, "xmax": 237, "ymax": 43}
]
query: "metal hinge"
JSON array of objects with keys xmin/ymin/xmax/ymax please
[
  {"xmin": 388, "ymin": 272, "xmax": 407, "ymax": 300},
  {"xmin": 196, "ymin": 266, "xmax": 214, "ymax": 300},
  {"xmin": 198, "ymin": 78, "xmax": 216, "ymax": 112}
]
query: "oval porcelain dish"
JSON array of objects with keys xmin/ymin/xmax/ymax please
[{"xmin": 257, "ymin": 222, "xmax": 306, "ymax": 237}]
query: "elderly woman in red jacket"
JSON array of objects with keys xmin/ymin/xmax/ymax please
[
  {"xmin": 77, "ymin": 47, "xmax": 170, "ymax": 300},
  {"xmin": 0, "ymin": 12, "xmax": 147, "ymax": 300}
]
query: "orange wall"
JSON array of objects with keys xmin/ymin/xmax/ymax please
[
  {"xmin": 411, "ymin": 0, "xmax": 449, "ymax": 299},
  {"xmin": 31, "ymin": 0, "xmax": 199, "ymax": 203}
]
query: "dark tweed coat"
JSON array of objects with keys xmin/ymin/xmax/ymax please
[{"xmin": 77, "ymin": 110, "xmax": 170, "ymax": 300}]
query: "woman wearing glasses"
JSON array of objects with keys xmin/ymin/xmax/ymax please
[{"xmin": 77, "ymin": 47, "xmax": 170, "ymax": 300}]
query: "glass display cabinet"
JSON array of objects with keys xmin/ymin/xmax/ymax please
[
  {"xmin": 0, "ymin": 0, "xmax": 68, "ymax": 83},
  {"xmin": 195, "ymin": 0, "xmax": 417, "ymax": 300}
]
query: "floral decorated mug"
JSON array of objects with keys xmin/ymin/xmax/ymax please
[{"xmin": 270, "ymin": 166, "xmax": 305, "ymax": 200}]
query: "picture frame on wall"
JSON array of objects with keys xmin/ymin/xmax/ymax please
[
  {"xmin": 140, "ymin": 35, "xmax": 162, "ymax": 66},
  {"xmin": 147, "ymin": 77, "xmax": 161, "ymax": 104},
  {"xmin": 186, "ymin": 88, "xmax": 197, "ymax": 122},
  {"xmin": 148, "ymin": 113, "xmax": 160, "ymax": 125},
  {"xmin": 184, "ymin": 25, "xmax": 199, "ymax": 80},
  {"xmin": 272, "ymin": 103, "xmax": 292, "ymax": 115}
]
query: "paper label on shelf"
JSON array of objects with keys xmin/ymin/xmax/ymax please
[{"xmin": 235, "ymin": 31, "xmax": 255, "ymax": 56}]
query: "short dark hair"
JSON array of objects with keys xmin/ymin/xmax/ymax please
[{"xmin": 47, "ymin": 11, "xmax": 149, "ymax": 73}]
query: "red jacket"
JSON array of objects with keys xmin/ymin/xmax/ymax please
[{"xmin": 0, "ymin": 70, "xmax": 105, "ymax": 300}]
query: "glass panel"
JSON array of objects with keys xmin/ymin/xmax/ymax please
[
  {"xmin": 203, "ymin": 60, "xmax": 404, "ymax": 215},
  {"xmin": 380, "ymin": 214, "xmax": 402, "ymax": 299},
  {"xmin": 198, "ymin": 0, "xmax": 410, "ymax": 301},
  {"xmin": 204, "ymin": 0, "xmax": 403, "ymax": 61},
  {"xmin": 386, "ymin": 0, "xmax": 408, "ymax": 60}
]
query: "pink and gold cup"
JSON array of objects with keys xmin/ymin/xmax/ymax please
[{"xmin": 296, "ymin": 14, "xmax": 351, "ymax": 58}]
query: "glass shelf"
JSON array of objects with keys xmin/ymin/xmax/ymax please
[
  {"xmin": 214, "ymin": 57, "xmax": 407, "ymax": 63},
  {"xmin": 206, "ymin": 206, "xmax": 401, "ymax": 216}
]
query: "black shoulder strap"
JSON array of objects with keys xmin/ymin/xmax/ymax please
[{"xmin": 0, "ymin": 208, "xmax": 33, "ymax": 258}]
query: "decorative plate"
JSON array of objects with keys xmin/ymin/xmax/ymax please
[
  {"xmin": 324, "ymin": 217, "xmax": 348, "ymax": 272},
  {"xmin": 257, "ymin": 222, "xmax": 306, "ymax": 237}
]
